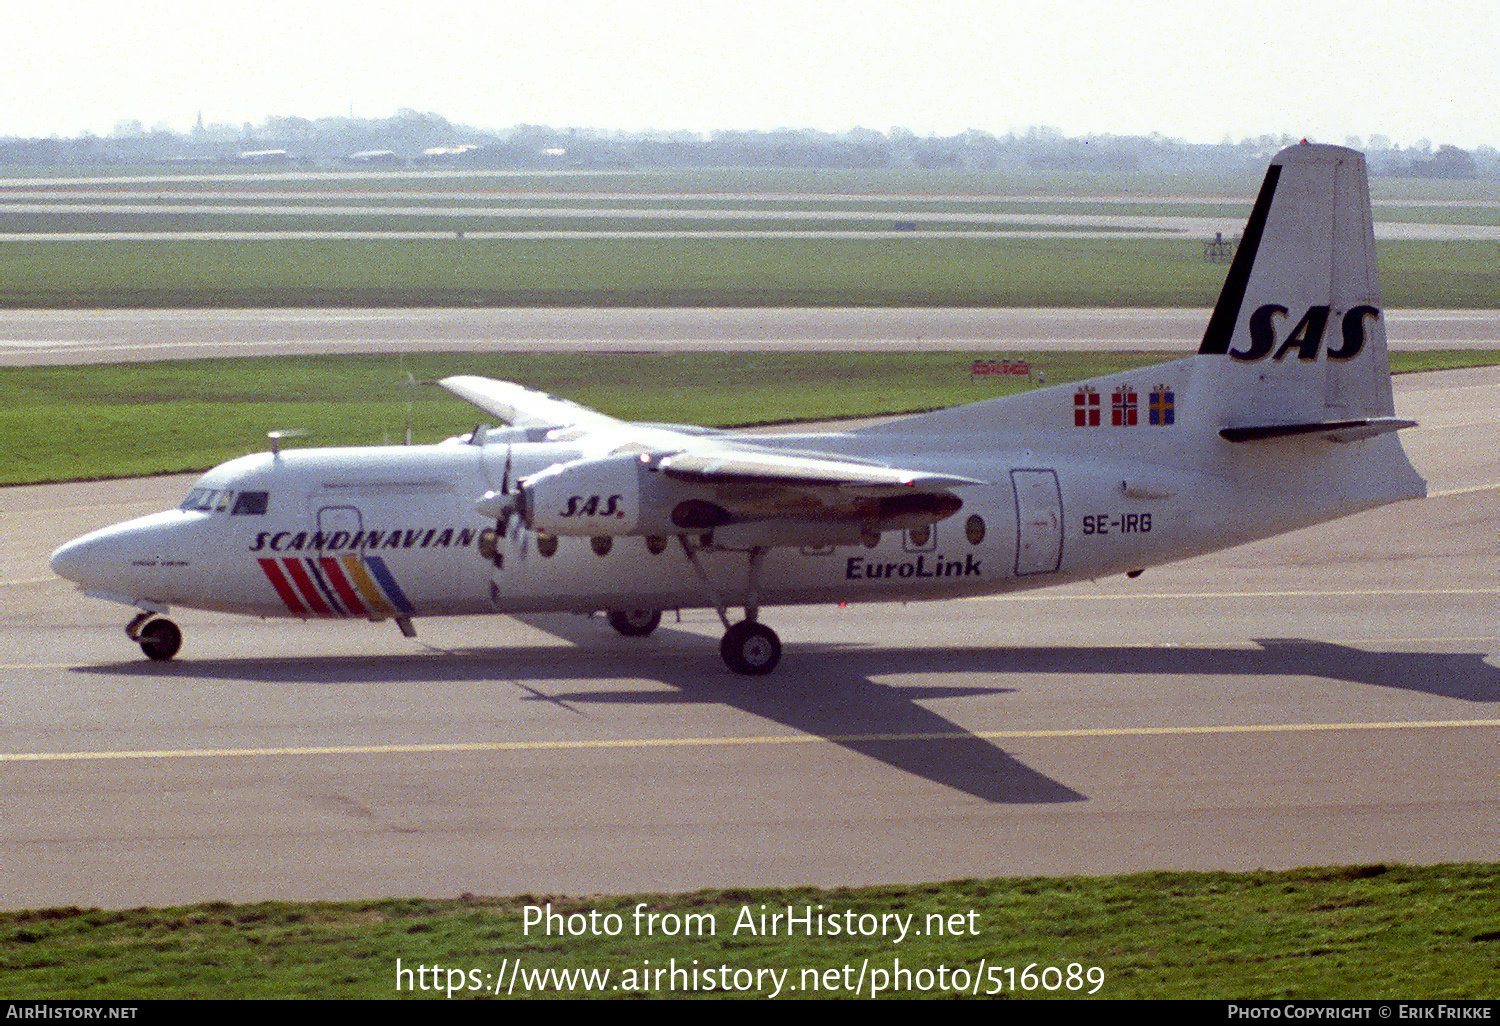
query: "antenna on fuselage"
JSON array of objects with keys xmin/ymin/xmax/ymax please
[
  {"xmin": 404, "ymin": 370, "xmax": 416, "ymax": 445},
  {"xmin": 267, "ymin": 428, "xmax": 308, "ymax": 459}
]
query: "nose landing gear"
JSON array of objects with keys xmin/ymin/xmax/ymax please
[{"xmin": 126, "ymin": 611, "xmax": 181, "ymax": 661}]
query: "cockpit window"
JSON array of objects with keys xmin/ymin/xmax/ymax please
[
  {"xmin": 181, "ymin": 487, "xmax": 265, "ymax": 514},
  {"xmin": 231, "ymin": 491, "xmax": 268, "ymax": 515},
  {"xmin": 180, "ymin": 487, "xmax": 223, "ymax": 511}
]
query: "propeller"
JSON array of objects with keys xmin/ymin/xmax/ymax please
[
  {"xmin": 506, "ymin": 507, "xmax": 529, "ymax": 562},
  {"xmin": 474, "ymin": 445, "xmax": 528, "ymax": 563},
  {"xmin": 501, "ymin": 447, "xmax": 529, "ymax": 561}
]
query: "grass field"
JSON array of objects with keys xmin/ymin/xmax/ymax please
[
  {"xmin": 2, "ymin": 210, "xmax": 1105, "ymax": 235},
  {"xmin": 11, "ymin": 192, "xmax": 1497, "ymax": 226},
  {"xmin": 1, "ymin": 236, "xmax": 1496, "ymax": 308},
  {"xmin": 3, "ymin": 349, "xmax": 1497, "ymax": 486},
  {"xmin": 0, "ymin": 351, "xmax": 1151, "ymax": 484},
  {"xmin": 3, "ymin": 864, "xmax": 1497, "ymax": 999}
]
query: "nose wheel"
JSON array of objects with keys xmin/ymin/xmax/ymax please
[{"xmin": 127, "ymin": 613, "xmax": 181, "ymax": 661}]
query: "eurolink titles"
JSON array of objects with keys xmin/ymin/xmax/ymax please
[{"xmin": 523, "ymin": 902, "xmax": 981, "ymax": 944}]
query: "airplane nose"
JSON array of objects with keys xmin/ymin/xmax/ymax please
[
  {"xmin": 50, "ymin": 533, "xmax": 119, "ymax": 586},
  {"xmin": 49, "ymin": 509, "xmax": 206, "ymax": 605}
]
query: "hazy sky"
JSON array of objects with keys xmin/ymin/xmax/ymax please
[{"xmin": 8, "ymin": 0, "xmax": 1497, "ymax": 147}]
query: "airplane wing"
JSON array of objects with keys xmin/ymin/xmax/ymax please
[
  {"xmin": 438, "ymin": 375, "xmax": 624, "ymax": 431},
  {"xmin": 658, "ymin": 449, "xmax": 984, "ymax": 493},
  {"xmin": 442, "ymin": 375, "xmax": 981, "ymax": 486},
  {"xmin": 443, "ymin": 376, "xmax": 985, "ymax": 545}
]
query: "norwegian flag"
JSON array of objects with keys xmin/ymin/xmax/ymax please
[{"xmin": 1111, "ymin": 387, "xmax": 1138, "ymax": 426}]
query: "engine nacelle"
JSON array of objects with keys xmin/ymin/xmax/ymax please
[{"xmin": 518, "ymin": 453, "xmax": 676, "ymax": 537}]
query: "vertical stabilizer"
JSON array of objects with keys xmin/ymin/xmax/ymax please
[
  {"xmin": 1196, "ymin": 144, "xmax": 1399, "ymax": 432},
  {"xmin": 851, "ymin": 142, "xmax": 1422, "ymax": 516}
]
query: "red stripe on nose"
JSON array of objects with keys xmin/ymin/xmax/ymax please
[
  {"xmin": 257, "ymin": 558, "xmax": 308, "ymax": 615},
  {"xmin": 279, "ymin": 558, "xmax": 334, "ymax": 616}
]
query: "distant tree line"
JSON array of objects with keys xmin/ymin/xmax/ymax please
[{"xmin": 1, "ymin": 110, "xmax": 1494, "ymax": 178}]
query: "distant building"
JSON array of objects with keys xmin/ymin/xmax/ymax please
[
  {"xmin": 420, "ymin": 144, "xmax": 478, "ymax": 164},
  {"xmin": 238, "ymin": 148, "xmax": 290, "ymax": 165},
  {"xmin": 347, "ymin": 149, "xmax": 401, "ymax": 165}
]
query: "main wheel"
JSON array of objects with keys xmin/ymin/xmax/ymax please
[
  {"xmin": 607, "ymin": 609, "xmax": 662, "ymax": 637},
  {"xmin": 720, "ymin": 620, "xmax": 781, "ymax": 675},
  {"xmin": 138, "ymin": 618, "xmax": 181, "ymax": 661}
]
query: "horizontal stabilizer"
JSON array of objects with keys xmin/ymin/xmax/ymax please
[{"xmin": 1220, "ymin": 418, "xmax": 1416, "ymax": 443}]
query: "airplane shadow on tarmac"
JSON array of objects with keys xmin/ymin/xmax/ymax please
[{"xmin": 75, "ymin": 620, "xmax": 1500, "ymax": 806}]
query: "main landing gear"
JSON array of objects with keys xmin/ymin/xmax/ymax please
[
  {"xmin": 719, "ymin": 620, "xmax": 781, "ymax": 676},
  {"xmin": 126, "ymin": 611, "xmax": 181, "ymax": 661},
  {"xmin": 607, "ymin": 608, "xmax": 662, "ymax": 637},
  {"xmin": 678, "ymin": 537, "xmax": 782, "ymax": 676}
]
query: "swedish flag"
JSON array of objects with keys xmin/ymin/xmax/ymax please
[{"xmin": 1149, "ymin": 386, "xmax": 1175, "ymax": 425}]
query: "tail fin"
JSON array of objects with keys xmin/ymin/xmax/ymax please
[
  {"xmin": 857, "ymin": 143, "xmax": 1424, "ymax": 517},
  {"xmin": 1196, "ymin": 143, "xmax": 1411, "ymax": 440}
]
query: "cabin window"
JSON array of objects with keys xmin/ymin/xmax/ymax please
[{"xmin": 966, "ymin": 515, "xmax": 986, "ymax": 545}]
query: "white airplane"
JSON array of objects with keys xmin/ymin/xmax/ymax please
[{"xmin": 50, "ymin": 144, "xmax": 1425, "ymax": 674}]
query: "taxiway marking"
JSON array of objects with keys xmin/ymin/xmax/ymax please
[{"xmin": 3, "ymin": 718, "xmax": 1497, "ymax": 765}]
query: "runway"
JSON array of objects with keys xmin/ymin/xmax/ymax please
[
  {"xmin": 0, "ymin": 354, "xmax": 1495, "ymax": 909},
  {"xmin": 1, "ymin": 307, "xmax": 1497, "ymax": 366},
  {"xmin": 3, "ymin": 187, "xmax": 1496, "ymax": 246}
]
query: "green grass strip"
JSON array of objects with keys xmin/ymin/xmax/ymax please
[
  {"xmin": 6, "ymin": 163, "xmax": 1495, "ymax": 201},
  {"xmin": 2, "ymin": 864, "xmax": 1497, "ymax": 999},
  {"xmin": 0, "ymin": 237, "xmax": 1494, "ymax": 308},
  {"xmin": 3, "ymin": 350, "xmax": 1496, "ymax": 486},
  {"xmin": 0, "ymin": 351, "xmax": 1160, "ymax": 485}
]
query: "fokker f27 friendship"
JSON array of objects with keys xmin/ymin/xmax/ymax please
[{"xmin": 51, "ymin": 144, "xmax": 1426, "ymax": 674}]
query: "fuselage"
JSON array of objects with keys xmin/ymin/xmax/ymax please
[{"xmin": 49, "ymin": 428, "xmax": 1242, "ymax": 624}]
